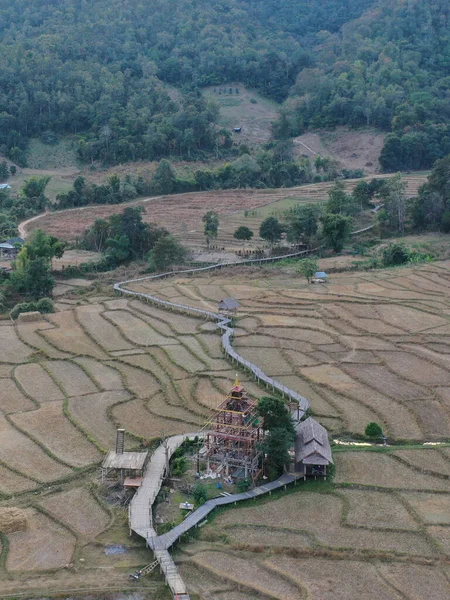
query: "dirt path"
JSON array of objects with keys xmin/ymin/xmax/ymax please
[{"xmin": 18, "ymin": 211, "xmax": 49, "ymax": 239}]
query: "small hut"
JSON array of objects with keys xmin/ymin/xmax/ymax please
[
  {"xmin": 294, "ymin": 417, "xmax": 333, "ymax": 479},
  {"xmin": 101, "ymin": 429, "xmax": 148, "ymax": 487},
  {"xmin": 217, "ymin": 297, "xmax": 240, "ymax": 313}
]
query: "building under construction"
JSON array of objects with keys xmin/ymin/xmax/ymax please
[{"xmin": 201, "ymin": 379, "xmax": 263, "ymax": 480}]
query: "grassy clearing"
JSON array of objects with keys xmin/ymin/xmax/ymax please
[{"xmin": 203, "ymin": 83, "xmax": 279, "ymax": 145}]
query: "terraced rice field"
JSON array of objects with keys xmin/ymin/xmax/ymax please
[
  {"xmin": 0, "ymin": 289, "xmax": 270, "ymax": 595},
  {"xmin": 138, "ymin": 260, "xmax": 450, "ymax": 441},
  {"xmin": 1, "ymin": 250, "xmax": 450, "ymax": 597},
  {"xmin": 125, "ymin": 259, "xmax": 450, "ymax": 598},
  {"xmin": 25, "ymin": 174, "xmax": 427, "ymax": 250}
]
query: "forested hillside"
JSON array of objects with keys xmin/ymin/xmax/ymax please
[
  {"xmin": 1, "ymin": 0, "xmax": 449, "ymax": 170},
  {"xmin": 279, "ymin": 0, "xmax": 450, "ymax": 170}
]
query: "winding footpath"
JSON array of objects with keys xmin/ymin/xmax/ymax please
[{"xmin": 114, "ymin": 251, "xmax": 313, "ymax": 599}]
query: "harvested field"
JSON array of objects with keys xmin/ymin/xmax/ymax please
[
  {"xmin": 195, "ymin": 333, "xmax": 223, "ymax": 358},
  {"xmin": 75, "ymin": 304, "xmax": 133, "ymax": 351},
  {"xmin": 44, "ymin": 360, "xmax": 99, "ymax": 396},
  {"xmin": 0, "ymin": 326, "xmax": 32, "ymax": 363},
  {"xmin": 392, "ymin": 449, "xmax": 450, "ymax": 476},
  {"xmin": 380, "ymin": 351, "xmax": 450, "ymax": 385},
  {"xmin": 0, "ymin": 464, "xmax": 36, "ymax": 494},
  {"xmin": 43, "ymin": 311, "xmax": 107, "ymax": 358},
  {"xmin": 11, "ymin": 402, "xmax": 101, "ymax": 467},
  {"xmin": 0, "ymin": 364, "xmax": 12, "ymax": 377},
  {"xmin": 216, "ymin": 492, "xmax": 432, "ymax": 556},
  {"xmin": 14, "ymin": 363, "xmax": 65, "ymax": 402},
  {"xmin": 119, "ymin": 352, "xmax": 168, "ymax": 382},
  {"xmin": 68, "ymin": 390, "xmax": 131, "ymax": 448},
  {"xmin": 340, "ymin": 489, "xmax": 417, "ymax": 530},
  {"xmin": 401, "ymin": 492, "xmax": 450, "ymax": 524},
  {"xmin": 6, "ymin": 509, "xmax": 75, "ymax": 571},
  {"xmin": 148, "ymin": 390, "xmax": 202, "ymax": 425},
  {"xmin": 197, "ymin": 377, "xmax": 231, "ymax": 410},
  {"xmin": 17, "ymin": 320, "xmax": 69, "ymax": 358},
  {"xmin": 181, "ymin": 336, "xmax": 228, "ymax": 370},
  {"xmin": 407, "ymin": 399, "xmax": 450, "ymax": 438},
  {"xmin": 108, "ymin": 362, "xmax": 160, "ymax": 398},
  {"xmin": 74, "ymin": 357, "xmax": 124, "ymax": 391},
  {"xmin": 161, "ymin": 344, "xmax": 206, "ymax": 373},
  {"xmin": 4, "ymin": 238, "xmax": 450, "ymax": 595},
  {"xmin": 0, "ymin": 379, "xmax": 36, "ymax": 413},
  {"xmin": 334, "ymin": 452, "xmax": 450, "ymax": 491},
  {"xmin": 427, "ymin": 526, "xmax": 450, "ymax": 555},
  {"xmin": 267, "ymin": 557, "xmax": 407, "ymax": 600},
  {"xmin": 342, "ymin": 363, "xmax": 428, "ymax": 400},
  {"xmin": 103, "ymin": 310, "xmax": 176, "ymax": 346},
  {"xmin": 40, "ymin": 487, "xmax": 110, "ymax": 537},
  {"xmin": 189, "ymin": 551, "xmax": 303, "ymax": 599},
  {"xmin": 378, "ymin": 563, "xmax": 450, "ymax": 600},
  {"xmin": 0, "ymin": 415, "xmax": 71, "ymax": 482},
  {"xmin": 112, "ymin": 398, "xmax": 190, "ymax": 439},
  {"xmin": 225, "ymin": 525, "xmax": 312, "ymax": 549}
]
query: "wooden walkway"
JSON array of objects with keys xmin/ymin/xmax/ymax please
[{"xmin": 115, "ymin": 251, "xmax": 314, "ymax": 599}]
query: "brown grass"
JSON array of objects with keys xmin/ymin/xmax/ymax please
[
  {"xmin": 0, "ymin": 378, "xmax": 36, "ymax": 413},
  {"xmin": 43, "ymin": 312, "xmax": 107, "ymax": 358},
  {"xmin": 14, "ymin": 363, "xmax": 65, "ymax": 402},
  {"xmin": 40, "ymin": 487, "xmax": 109, "ymax": 538},
  {"xmin": 68, "ymin": 390, "xmax": 131, "ymax": 448},
  {"xmin": 75, "ymin": 304, "xmax": 133, "ymax": 351},
  {"xmin": 378, "ymin": 563, "xmax": 450, "ymax": 600},
  {"xmin": 218, "ymin": 492, "xmax": 432, "ymax": 556},
  {"xmin": 190, "ymin": 550, "xmax": 303, "ymax": 599},
  {"xmin": 44, "ymin": 360, "xmax": 99, "ymax": 396},
  {"xmin": 74, "ymin": 357, "xmax": 124, "ymax": 391},
  {"xmin": 0, "ymin": 415, "xmax": 71, "ymax": 482},
  {"xmin": 11, "ymin": 402, "xmax": 101, "ymax": 467},
  {"xmin": 334, "ymin": 452, "xmax": 450, "ymax": 491},
  {"xmin": 0, "ymin": 326, "xmax": 32, "ymax": 363},
  {"xmin": 6, "ymin": 509, "xmax": 75, "ymax": 571}
]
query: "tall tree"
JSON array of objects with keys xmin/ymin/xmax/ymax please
[
  {"xmin": 259, "ymin": 216, "xmax": 283, "ymax": 245},
  {"xmin": 296, "ymin": 257, "xmax": 319, "ymax": 283},
  {"xmin": 379, "ymin": 173, "xmax": 407, "ymax": 233},
  {"xmin": 321, "ymin": 213, "xmax": 353, "ymax": 253},
  {"xmin": 202, "ymin": 211, "xmax": 219, "ymax": 248}
]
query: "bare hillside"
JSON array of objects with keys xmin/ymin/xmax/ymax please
[{"xmin": 294, "ymin": 128, "xmax": 386, "ymax": 173}]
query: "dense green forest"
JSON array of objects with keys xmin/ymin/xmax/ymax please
[
  {"xmin": 0, "ymin": 0, "xmax": 449, "ymax": 169},
  {"xmin": 278, "ymin": 0, "xmax": 450, "ymax": 170}
]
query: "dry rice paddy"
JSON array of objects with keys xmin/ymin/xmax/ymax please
[{"xmin": 1, "ymin": 255, "xmax": 450, "ymax": 597}]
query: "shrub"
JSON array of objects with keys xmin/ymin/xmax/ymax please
[
  {"xmin": 382, "ymin": 243, "xmax": 410, "ymax": 266},
  {"xmin": 237, "ymin": 479, "xmax": 251, "ymax": 492},
  {"xmin": 10, "ymin": 302, "xmax": 37, "ymax": 319},
  {"xmin": 10, "ymin": 297, "xmax": 54, "ymax": 319},
  {"xmin": 193, "ymin": 483, "xmax": 208, "ymax": 505},
  {"xmin": 365, "ymin": 422, "xmax": 383, "ymax": 438},
  {"xmin": 36, "ymin": 297, "xmax": 54, "ymax": 313},
  {"xmin": 171, "ymin": 456, "xmax": 187, "ymax": 476}
]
